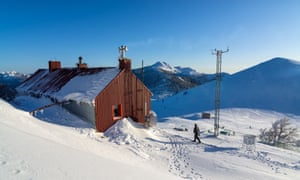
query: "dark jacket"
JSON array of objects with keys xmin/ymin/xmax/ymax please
[{"xmin": 193, "ymin": 124, "xmax": 200, "ymax": 136}]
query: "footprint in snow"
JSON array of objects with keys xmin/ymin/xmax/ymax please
[{"xmin": 13, "ymin": 169, "xmax": 21, "ymax": 174}]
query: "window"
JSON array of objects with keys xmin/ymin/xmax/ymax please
[{"xmin": 112, "ymin": 104, "xmax": 122, "ymax": 120}]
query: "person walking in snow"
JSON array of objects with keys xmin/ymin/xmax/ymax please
[{"xmin": 193, "ymin": 123, "xmax": 201, "ymax": 143}]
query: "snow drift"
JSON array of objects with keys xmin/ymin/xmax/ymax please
[{"xmin": 104, "ymin": 118, "xmax": 143, "ymax": 145}]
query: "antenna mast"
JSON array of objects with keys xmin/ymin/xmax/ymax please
[
  {"xmin": 119, "ymin": 45, "xmax": 128, "ymax": 59},
  {"xmin": 212, "ymin": 48, "xmax": 229, "ymax": 137}
]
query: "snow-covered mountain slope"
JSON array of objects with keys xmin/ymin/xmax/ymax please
[
  {"xmin": 153, "ymin": 57, "xmax": 300, "ymax": 117},
  {"xmin": 133, "ymin": 61, "xmax": 224, "ymax": 99},
  {"xmin": 1, "ymin": 98, "xmax": 178, "ymax": 180},
  {"xmin": 3, "ymin": 97, "xmax": 300, "ymax": 180}
]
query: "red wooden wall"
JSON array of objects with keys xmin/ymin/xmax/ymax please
[{"xmin": 94, "ymin": 70, "xmax": 151, "ymax": 132}]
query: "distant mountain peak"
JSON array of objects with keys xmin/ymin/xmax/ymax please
[
  {"xmin": 132, "ymin": 61, "xmax": 218, "ymax": 99},
  {"xmin": 0, "ymin": 71, "xmax": 29, "ymax": 78},
  {"xmin": 152, "ymin": 61, "xmax": 178, "ymax": 73},
  {"xmin": 266, "ymin": 57, "xmax": 300, "ymax": 66},
  {"xmin": 152, "ymin": 61, "xmax": 169, "ymax": 67}
]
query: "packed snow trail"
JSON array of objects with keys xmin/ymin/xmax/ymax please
[{"xmin": 167, "ymin": 134, "xmax": 204, "ymax": 179}]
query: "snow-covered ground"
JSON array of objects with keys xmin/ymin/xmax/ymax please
[
  {"xmin": 1, "ymin": 57, "xmax": 300, "ymax": 179},
  {"xmin": 1, "ymin": 96, "xmax": 300, "ymax": 180},
  {"xmin": 1, "ymin": 98, "xmax": 178, "ymax": 180}
]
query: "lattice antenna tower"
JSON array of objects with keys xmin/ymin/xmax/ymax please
[{"xmin": 212, "ymin": 48, "xmax": 229, "ymax": 137}]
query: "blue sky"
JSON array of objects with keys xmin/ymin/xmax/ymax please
[{"xmin": 1, "ymin": 0, "xmax": 300, "ymax": 74}]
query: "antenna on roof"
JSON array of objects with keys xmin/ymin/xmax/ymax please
[
  {"xmin": 119, "ymin": 45, "xmax": 128, "ymax": 59},
  {"xmin": 76, "ymin": 56, "xmax": 88, "ymax": 69},
  {"xmin": 78, "ymin": 56, "xmax": 83, "ymax": 64}
]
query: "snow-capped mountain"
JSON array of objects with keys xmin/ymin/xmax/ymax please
[
  {"xmin": 0, "ymin": 71, "xmax": 29, "ymax": 78},
  {"xmin": 153, "ymin": 57, "xmax": 300, "ymax": 117},
  {"xmin": 0, "ymin": 71, "xmax": 29, "ymax": 88},
  {"xmin": 151, "ymin": 61, "xmax": 202, "ymax": 76},
  {"xmin": 133, "ymin": 61, "xmax": 225, "ymax": 99},
  {"xmin": 151, "ymin": 61, "xmax": 180, "ymax": 73},
  {"xmin": 0, "ymin": 71, "xmax": 29, "ymax": 101}
]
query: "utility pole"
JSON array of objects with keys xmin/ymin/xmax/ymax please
[
  {"xmin": 212, "ymin": 48, "xmax": 229, "ymax": 137},
  {"xmin": 142, "ymin": 60, "xmax": 145, "ymax": 117},
  {"xmin": 142, "ymin": 59, "xmax": 144, "ymax": 83}
]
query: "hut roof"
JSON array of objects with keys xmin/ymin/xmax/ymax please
[{"xmin": 17, "ymin": 67, "xmax": 119, "ymax": 104}]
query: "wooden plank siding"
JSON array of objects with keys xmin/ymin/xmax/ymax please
[{"xmin": 95, "ymin": 70, "xmax": 151, "ymax": 132}]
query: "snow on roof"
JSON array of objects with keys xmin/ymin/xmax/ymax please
[
  {"xmin": 17, "ymin": 69, "xmax": 50, "ymax": 93},
  {"xmin": 54, "ymin": 68, "xmax": 120, "ymax": 104},
  {"xmin": 17, "ymin": 67, "xmax": 120, "ymax": 104}
]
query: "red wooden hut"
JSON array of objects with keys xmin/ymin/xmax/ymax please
[{"xmin": 17, "ymin": 57, "xmax": 152, "ymax": 132}]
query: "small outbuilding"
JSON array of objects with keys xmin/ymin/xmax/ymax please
[{"xmin": 17, "ymin": 53, "xmax": 152, "ymax": 132}]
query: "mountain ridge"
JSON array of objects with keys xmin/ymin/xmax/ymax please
[
  {"xmin": 153, "ymin": 57, "xmax": 300, "ymax": 117},
  {"xmin": 133, "ymin": 61, "xmax": 222, "ymax": 99}
]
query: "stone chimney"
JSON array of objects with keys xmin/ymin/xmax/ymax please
[
  {"xmin": 77, "ymin": 56, "xmax": 88, "ymax": 69},
  {"xmin": 48, "ymin": 61, "xmax": 61, "ymax": 72}
]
